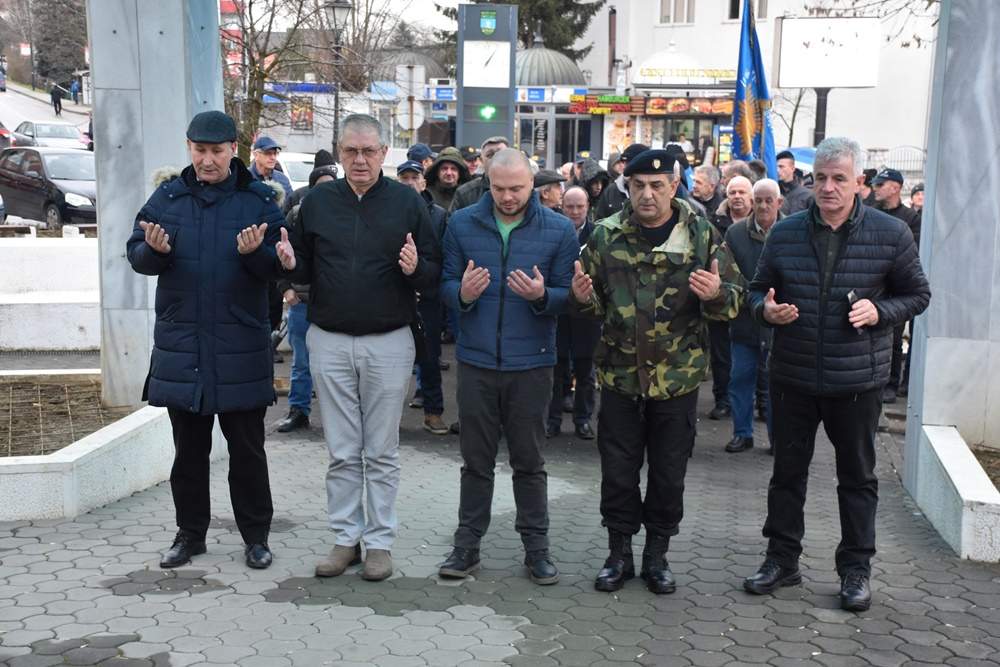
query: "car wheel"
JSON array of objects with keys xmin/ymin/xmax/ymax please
[{"xmin": 45, "ymin": 203, "xmax": 63, "ymax": 230}]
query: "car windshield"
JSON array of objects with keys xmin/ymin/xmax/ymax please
[
  {"xmin": 43, "ymin": 153, "xmax": 95, "ymax": 180},
  {"xmin": 281, "ymin": 160, "xmax": 314, "ymax": 182},
  {"xmin": 35, "ymin": 124, "xmax": 80, "ymax": 139}
]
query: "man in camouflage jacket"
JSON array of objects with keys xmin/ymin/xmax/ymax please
[{"xmin": 571, "ymin": 149, "xmax": 742, "ymax": 595}]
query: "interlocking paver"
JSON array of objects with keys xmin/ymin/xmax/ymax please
[{"xmin": 0, "ymin": 371, "xmax": 997, "ymax": 667}]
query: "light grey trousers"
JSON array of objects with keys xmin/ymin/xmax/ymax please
[{"xmin": 307, "ymin": 324, "xmax": 415, "ymax": 550}]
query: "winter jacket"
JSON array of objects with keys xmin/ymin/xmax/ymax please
[
  {"xmin": 725, "ymin": 213, "xmax": 780, "ymax": 347},
  {"xmin": 425, "ymin": 147, "xmax": 472, "ymax": 212},
  {"xmin": 694, "ymin": 188, "xmax": 725, "ymax": 217},
  {"xmin": 250, "ymin": 162, "xmax": 292, "ymax": 198},
  {"xmin": 711, "ymin": 198, "xmax": 749, "ymax": 236},
  {"xmin": 441, "ymin": 191, "xmax": 579, "ymax": 371},
  {"xmin": 779, "ymin": 179, "xmax": 812, "ymax": 216},
  {"xmin": 749, "ymin": 198, "xmax": 931, "ymax": 396},
  {"xmin": 419, "ymin": 189, "xmax": 447, "ymax": 301},
  {"xmin": 556, "ymin": 221, "xmax": 603, "ymax": 359},
  {"xmin": 286, "ymin": 174, "xmax": 440, "ymax": 336},
  {"xmin": 579, "ymin": 159, "xmax": 610, "ymax": 208},
  {"xmin": 449, "ymin": 174, "xmax": 489, "ymax": 213},
  {"xmin": 126, "ymin": 158, "xmax": 287, "ymax": 415},
  {"xmin": 880, "ymin": 201, "xmax": 922, "ymax": 248},
  {"xmin": 593, "ymin": 174, "xmax": 629, "ymax": 221}
]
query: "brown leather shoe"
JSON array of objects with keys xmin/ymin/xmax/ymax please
[
  {"xmin": 423, "ymin": 414, "xmax": 449, "ymax": 435},
  {"xmin": 315, "ymin": 544, "xmax": 361, "ymax": 578},
  {"xmin": 361, "ymin": 549, "xmax": 393, "ymax": 581}
]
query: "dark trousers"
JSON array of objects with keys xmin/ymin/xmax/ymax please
[
  {"xmin": 888, "ymin": 322, "xmax": 911, "ymax": 390},
  {"xmin": 417, "ymin": 298, "xmax": 444, "ymax": 415},
  {"xmin": 454, "ymin": 363, "xmax": 552, "ymax": 552},
  {"xmin": 763, "ymin": 384, "xmax": 882, "ymax": 576},
  {"xmin": 708, "ymin": 321, "xmax": 731, "ymax": 407},
  {"xmin": 268, "ymin": 283, "xmax": 283, "ymax": 332},
  {"xmin": 597, "ymin": 388, "xmax": 699, "ymax": 537},
  {"xmin": 167, "ymin": 407, "xmax": 273, "ymax": 544},
  {"xmin": 548, "ymin": 356, "xmax": 596, "ymax": 427},
  {"xmin": 52, "ymin": 98, "xmax": 62, "ymax": 115}
]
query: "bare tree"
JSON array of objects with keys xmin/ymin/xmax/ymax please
[
  {"xmin": 772, "ymin": 88, "xmax": 814, "ymax": 147},
  {"xmin": 802, "ymin": 0, "xmax": 939, "ymax": 45}
]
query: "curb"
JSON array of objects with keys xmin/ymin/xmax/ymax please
[{"xmin": 6, "ymin": 84, "xmax": 91, "ymax": 117}]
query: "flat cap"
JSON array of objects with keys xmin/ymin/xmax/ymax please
[
  {"xmin": 533, "ymin": 169, "xmax": 566, "ymax": 189},
  {"xmin": 186, "ymin": 111, "xmax": 237, "ymax": 143},
  {"xmin": 622, "ymin": 149, "xmax": 677, "ymax": 177}
]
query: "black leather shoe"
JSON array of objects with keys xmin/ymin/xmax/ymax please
[
  {"xmin": 881, "ymin": 387, "xmax": 897, "ymax": 404},
  {"xmin": 439, "ymin": 547, "xmax": 480, "ymax": 578},
  {"xmin": 575, "ymin": 423, "xmax": 595, "ymax": 440},
  {"xmin": 545, "ymin": 423, "xmax": 561, "ymax": 439},
  {"xmin": 525, "ymin": 550, "xmax": 559, "ymax": 585},
  {"xmin": 640, "ymin": 534, "xmax": 675, "ymax": 594},
  {"xmin": 595, "ymin": 531, "xmax": 634, "ymax": 592},
  {"xmin": 840, "ymin": 572, "xmax": 872, "ymax": 612},
  {"xmin": 276, "ymin": 408, "xmax": 309, "ymax": 433},
  {"xmin": 449, "ymin": 421, "xmax": 460, "ymax": 435},
  {"xmin": 160, "ymin": 533, "xmax": 206, "ymax": 568},
  {"xmin": 725, "ymin": 435, "xmax": 754, "ymax": 453},
  {"xmin": 743, "ymin": 559, "xmax": 802, "ymax": 595},
  {"xmin": 245, "ymin": 543, "xmax": 273, "ymax": 569},
  {"xmin": 709, "ymin": 404, "xmax": 731, "ymax": 420}
]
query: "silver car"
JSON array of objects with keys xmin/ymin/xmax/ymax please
[{"xmin": 11, "ymin": 121, "xmax": 90, "ymax": 150}]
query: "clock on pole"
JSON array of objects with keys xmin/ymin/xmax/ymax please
[{"xmin": 456, "ymin": 4, "xmax": 517, "ymax": 149}]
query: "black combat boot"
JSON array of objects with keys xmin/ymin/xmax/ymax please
[
  {"xmin": 640, "ymin": 533, "xmax": 676, "ymax": 594},
  {"xmin": 594, "ymin": 530, "xmax": 635, "ymax": 592}
]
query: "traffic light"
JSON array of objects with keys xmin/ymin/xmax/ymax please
[{"xmin": 478, "ymin": 104, "xmax": 498, "ymax": 121}]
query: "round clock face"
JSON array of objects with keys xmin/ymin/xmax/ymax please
[{"xmin": 462, "ymin": 41, "xmax": 511, "ymax": 89}]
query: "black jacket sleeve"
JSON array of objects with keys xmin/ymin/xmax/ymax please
[
  {"xmin": 748, "ymin": 234, "xmax": 778, "ymax": 327},
  {"xmin": 126, "ymin": 198, "xmax": 173, "ymax": 276},
  {"xmin": 406, "ymin": 191, "xmax": 442, "ymax": 291},
  {"xmin": 874, "ymin": 225, "xmax": 931, "ymax": 327}
]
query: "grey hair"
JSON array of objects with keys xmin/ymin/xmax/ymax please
[
  {"xmin": 726, "ymin": 175, "xmax": 753, "ymax": 194},
  {"xmin": 694, "ymin": 164, "xmax": 720, "ymax": 186},
  {"xmin": 339, "ymin": 114, "xmax": 383, "ymax": 144},
  {"xmin": 722, "ymin": 160, "xmax": 754, "ymax": 181},
  {"xmin": 487, "ymin": 148, "xmax": 532, "ymax": 176},
  {"xmin": 752, "ymin": 178, "xmax": 780, "ymax": 198},
  {"xmin": 481, "ymin": 136, "xmax": 510, "ymax": 151},
  {"xmin": 815, "ymin": 137, "xmax": 864, "ymax": 176}
]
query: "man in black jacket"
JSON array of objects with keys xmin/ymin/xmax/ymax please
[
  {"xmin": 776, "ymin": 150, "xmax": 812, "ymax": 215},
  {"xmin": 397, "ymin": 160, "xmax": 450, "ymax": 436},
  {"xmin": 872, "ymin": 168, "xmax": 922, "ymax": 404},
  {"xmin": 592, "ymin": 143, "xmax": 649, "ymax": 221},
  {"xmin": 692, "ymin": 165, "xmax": 725, "ymax": 217},
  {"xmin": 723, "ymin": 179, "xmax": 782, "ymax": 454},
  {"xmin": 279, "ymin": 114, "xmax": 441, "ymax": 583},
  {"xmin": 743, "ymin": 137, "xmax": 930, "ymax": 612}
]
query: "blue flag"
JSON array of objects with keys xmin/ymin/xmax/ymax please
[{"xmin": 732, "ymin": 0, "xmax": 777, "ymax": 178}]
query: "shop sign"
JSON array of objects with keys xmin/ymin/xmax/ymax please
[
  {"xmin": 569, "ymin": 94, "xmax": 645, "ymax": 115},
  {"xmin": 644, "ymin": 97, "xmax": 734, "ymax": 116}
]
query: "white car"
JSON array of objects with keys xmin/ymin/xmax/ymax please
[{"xmin": 277, "ymin": 151, "xmax": 339, "ymax": 190}]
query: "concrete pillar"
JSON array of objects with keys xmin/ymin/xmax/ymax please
[
  {"xmin": 904, "ymin": 0, "xmax": 1000, "ymax": 486},
  {"xmin": 87, "ymin": 2, "xmax": 223, "ymax": 408}
]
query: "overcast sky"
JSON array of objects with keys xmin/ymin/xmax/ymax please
[{"xmin": 397, "ymin": 0, "xmax": 457, "ymax": 32}]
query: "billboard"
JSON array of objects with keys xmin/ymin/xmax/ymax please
[{"xmin": 773, "ymin": 17, "xmax": 880, "ymax": 89}]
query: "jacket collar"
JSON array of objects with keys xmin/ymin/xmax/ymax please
[
  {"xmin": 172, "ymin": 157, "xmax": 254, "ymax": 197},
  {"xmin": 620, "ymin": 197, "xmax": 699, "ymax": 251},
  {"xmin": 808, "ymin": 194, "xmax": 864, "ymax": 234}
]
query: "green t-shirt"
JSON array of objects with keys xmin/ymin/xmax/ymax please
[{"xmin": 495, "ymin": 215, "xmax": 523, "ymax": 257}]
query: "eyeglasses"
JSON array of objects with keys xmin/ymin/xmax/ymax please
[{"xmin": 339, "ymin": 145, "xmax": 383, "ymax": 160}]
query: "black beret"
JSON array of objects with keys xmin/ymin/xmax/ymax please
[
  {"xmin": 622, "ymin": 149, "xmax": 677, "ymax": 177},
  {"xmin": 533, "ymin": 169, "xmax": 566, "ymax": 188},
  {"xmin": 776, "ymin": 150, "xmax": 795, "ymax": 162},
  {"xmin": 186, "ymin": 110, "xmax": 237, "ymax": 143},
  {"xmin": 620, "ymin": 143, "xmax": 650, "ymax": 163}
]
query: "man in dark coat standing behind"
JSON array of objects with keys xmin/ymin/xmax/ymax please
[{"xmin": 127, "ymin": 110, "xmax": 288, "ymax": 571}]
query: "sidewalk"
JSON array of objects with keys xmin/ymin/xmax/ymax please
[
  {"xmin": 7, "ymin": 81, "xmax": 91, "ymax": 117},
  {"xmin": 1, "ymin": 345, "xmax": 998, "ymax": 666}
]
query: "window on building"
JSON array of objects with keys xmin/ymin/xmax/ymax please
[
  {"xmin": 728, "ymin": 0, "xmax": 767, "ymax": 20},
  {"xmin": 660, "ymin": 0, "xmax": 696, "ymax": 24}
]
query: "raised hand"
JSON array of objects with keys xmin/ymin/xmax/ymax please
[
  {"xmin": 689, "ymin": 258, "xmax": 722, "ymax": 302},
  {"xmin": 848, "ymin": 298, "xmax": 879, "ymax": 329},
  {"xmin": 571, "ymin": 260, "xmax": 593, "ymax": 302},
  {"xmin": 139, "ymin": 221, "xmax": 171, "ymax": 254},
  {"xmin": 762, "ymin": 288, "xmax": 799, "ymax": 325},
  {"xmin": 507, "ymin": 265, "xmax": 546, "ymax": 302},
  {"xmin": 237, "ymin": 223, "xmax": 268, "ymax": 255},
  {"xmin": 460, "ymin": 259, "xmax": 490, "ymax": 303},
  {"xmin": 399, "ymin": 232, "xmax": 418, "ymax": 276},
  {"xmin": 276, "ymin": 227, "xmax": 296, "ymax": 271}
]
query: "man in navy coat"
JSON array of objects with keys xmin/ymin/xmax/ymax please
[{"xmin": 127, "ymin": 111, "xmax": 287, "ymax": 571}]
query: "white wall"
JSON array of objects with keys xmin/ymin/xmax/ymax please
[{"xmin": 576, "ymin": 0, "xmax": 936, "ymax": 152}]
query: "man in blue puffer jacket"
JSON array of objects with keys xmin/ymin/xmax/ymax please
[
  {"xmin": 126, "ymin": 111, "xmax": 287, "ymax": 572},
  {"xmin": 437, "ymin": 149, "xmax": 579, "ymax": 585}
]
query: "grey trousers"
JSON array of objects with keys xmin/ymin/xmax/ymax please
[
  {"xmin": 307, "ymin": 324, "xmax": 415, "ymax": 550},
  {"xmin": 454, "ymin": 362, "xmax": 553, "ymax": 552}
]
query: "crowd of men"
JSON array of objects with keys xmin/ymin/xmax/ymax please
[{"xmin": 128, "ymin": 110, "xmax": 930, "ymax": 613}]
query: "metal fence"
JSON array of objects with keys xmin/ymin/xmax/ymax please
[{"xmin": 866, "ymin": 145, "xmax": 927, "ymax": 191}]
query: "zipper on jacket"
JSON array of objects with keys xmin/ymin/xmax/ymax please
[{"xmin": 496, "ymin": 233, "xmax": 508, "ymax": 369}]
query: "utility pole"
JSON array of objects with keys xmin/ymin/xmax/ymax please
[{"xmin": 407, "ymin": 64, "xmax": 415, "ymax": 143}]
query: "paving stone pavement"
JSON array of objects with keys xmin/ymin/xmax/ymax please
[{"xmin": 2, "ymin": 348, "xmax": 1000, "ymax": 666}]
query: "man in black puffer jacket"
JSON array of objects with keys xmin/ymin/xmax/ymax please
[{"xmin": 742, "ymin": 137, "xmax": 930, "ymax": 613}]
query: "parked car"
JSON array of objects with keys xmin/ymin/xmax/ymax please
[
  {"xmin": 0, "ymin": 147, "xmax": 96, "ymax": 229},
  {"xmin": 0, "ymin": 191, "xmax": 6, "ymax": 222},
  {"xmin": 11, "ymin": 120, "xmax": 90, "ymax": 150},
  {"xmin": 0, "ymin": 122, "xmax": 10, "ymax": 149},
  {"xmin": 276, "ymin": 151, "xmax": 336, "ymax": 190},
  {"xmin": 0, "ymin": 68, "xmax": 6, "ymax": 92}
]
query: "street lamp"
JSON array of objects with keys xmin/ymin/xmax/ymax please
[{"xmin": 325, "ymin": 0, "xmax": 354, "ymax": 151}]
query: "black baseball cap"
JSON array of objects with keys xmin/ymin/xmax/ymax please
[
  {"xmin": 396, "ymin": 160, "xmax": 424, "ymax": 176},
  {"xmin": 873, "ymin": 168, "xmax": 904, "ymax": 185}
]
